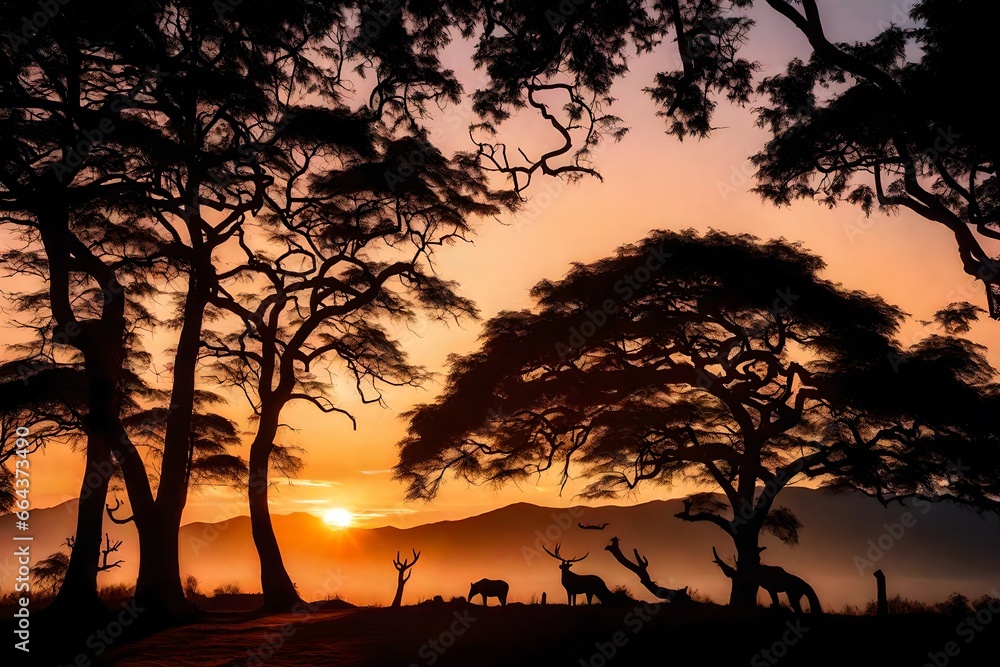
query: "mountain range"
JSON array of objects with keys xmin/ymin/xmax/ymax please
[{"xmin": 2, "ymin": 487, "xmax": 997, "ymax": 609}]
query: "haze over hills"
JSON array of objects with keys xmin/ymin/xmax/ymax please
[{"xmin": 2, "ymin": 488, "xmax": 997, "ymax": 609}]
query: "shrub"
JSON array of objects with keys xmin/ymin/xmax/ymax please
[
  {"xmin": 212, "ymin": 582, "xmax": 243, "ymax": 596},
  {"xmin": 183, "ymin": 575, "xmax": 201, "ymax": 598}
]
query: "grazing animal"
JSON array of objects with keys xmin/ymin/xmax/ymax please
[
  {"xmin": 468, "ymin": 578, "xmax": 509, "ymax": 606},
  {"xmin": 712, "ymin": 547, "xmax": 822, "ymax": 614},
  {"xmin": 543, "ymin": 544, "xmax": 614, "ymax": 605},
  {"xmin": 578, "ymin": 522, "xmax": 610, "ymax": 531}
]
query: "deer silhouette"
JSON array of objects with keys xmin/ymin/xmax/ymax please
[
  {"xmin": 468, "ymin": 578, "xmax": 509, "ymax": 606},
  {"xmin": 712, "ymin": 547, "xmax": 822, "ymax": 614},
  {"xmin": 543, "ymin": 543, "xmax": 614, "ymax": 605}
]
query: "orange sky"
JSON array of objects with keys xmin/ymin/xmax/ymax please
[{"xmin": 14, "ymin": 0, "xmax": 1000, "ymax": 530}]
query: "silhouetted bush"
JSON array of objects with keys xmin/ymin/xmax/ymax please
[
  {"xmin": 212, "ymin": 582, "xmax": 243, "ymax": 596},
  {"xmin": 183, "ymin": 575, "xmax": 202, "ymax": 599}
]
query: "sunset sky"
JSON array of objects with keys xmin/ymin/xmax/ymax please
[{"xmin": 15, "ymin": 0, "xmax": 1000, "ymax": 531}]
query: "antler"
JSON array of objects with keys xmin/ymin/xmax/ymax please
[{"xmin": 542, "ymin": 543, "xmax": 588, "ymax": 563}]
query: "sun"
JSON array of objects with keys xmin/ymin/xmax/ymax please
[{"xmin": 322, "ymin": 508, "xmax": 353, "ymax": 529}]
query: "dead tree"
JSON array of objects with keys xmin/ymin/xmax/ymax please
[
  {"xmin": 605, "ymin": 537, "xmax": 690, "ymax": 603},
  {"xmin": 391, "ymin": 549, "xmax": 421, "ymax": 608},
  {"xmin": 873, "ymin": 569, "xmax": 888, "ymax": 617},
  {"xmin": 97, "ymin": 534, "xmax": 125, "ymax": 572},
  {"xmin": 65, "ymin": 533, "xmax": 125, "ymax": 572}
]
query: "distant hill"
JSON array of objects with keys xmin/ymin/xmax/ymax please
[{"xmin": 2, "ymin": 488, "xmax": 998, "ymax": 609}]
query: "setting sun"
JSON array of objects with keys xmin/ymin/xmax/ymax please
[{"xmin": 322, "ymin": 508, "xmax": 354, "ymax": 529}]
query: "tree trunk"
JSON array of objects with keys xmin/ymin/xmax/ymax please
[
  {"xmin": 49, "ymin": 437, "xmax": 111, "ymax": 619},
  {"xmin": 132, "ymin": 285, "xmax": 207, "ymax": 620},
  {"xmin": 729, "ymin": 530, "xmax": 762, "ymax": 608},
  {"xmin": 131, "ymin": 511, "xmax": 194, "ymax": 621},
  {"xmin": 391, "ymin": 571, "xmax": 406, "ymax": 608},
  {"xmin": 249, "ymin": 437, "xmax": 303, "ymax": 612}
]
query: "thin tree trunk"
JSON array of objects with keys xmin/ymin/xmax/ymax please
[
  {"xmin": 248, "ymin": 432, "xmax": 303, "ymax": 611},
  {"xmin": 49, "ymin": 437, "xmax": 111, "ymax": 619}
]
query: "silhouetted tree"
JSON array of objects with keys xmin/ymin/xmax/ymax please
[
  {"xmin": 391, "ymin": 548, "xmax": 420, "ymax": 608},
  {"xmin": 30, "ymin": 534, "xmax": 125, "ymax": 597},
  {"xmin": 395, "ymin": 229, "xmax": 999, "ymax": 607},
  {"xmin": 748, "ymin": 0, "xmax": 1000, "ymax": 314},
  {"xmin": 0, "ymin": 359, "xmax": 85, "ymax": 512},
  {"xmin": 30, "ymin": 551, "xmax": 70, "ymax": 598}
]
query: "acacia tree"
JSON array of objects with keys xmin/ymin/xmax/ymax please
[
  {"xmin": 202, "ymin": 125, "xmax": 508, "ymax": 608},
  {"xmin": 394, "ymin": 229, "xmax": 999, "ymax": 607},
  {"xmin": 742, "ymin": 0, "xmax": 1000, "ymax": 315}
]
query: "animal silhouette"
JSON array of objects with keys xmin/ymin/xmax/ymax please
[
  {"xmin": 712, "ymin": 547, "xmax": 822, "ymax": 614},
  {"xmin": 468, "ymin": 578, "xmax": 509, "ymax": 606},
  {"xmin": 543, "ymin": 544, "xmax": 614, "ymax": 605},
  {"xmin": 578, "ymin": 522, "xmax": 609, "ymax": 530}
]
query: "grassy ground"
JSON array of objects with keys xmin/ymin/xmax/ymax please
[{"xmin": 5, "ymin": 595, "xmax": 1000, "ymax": 666}]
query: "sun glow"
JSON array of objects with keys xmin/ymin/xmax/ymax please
[{"xmin": 322, "ymin": 508, "xmax": 354, "ymax": 529}]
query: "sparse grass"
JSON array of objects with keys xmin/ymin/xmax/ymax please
[
  {"xmin": 98, "ymin": 583, "xmax": 135, "ymax": 602},
  {"xmin": 835, "ymin": 592, "xmax": 998, "ymax": 616},
  {"xmin": 685, "ymin": 588, "xmax": 713, "ymax": 604}
]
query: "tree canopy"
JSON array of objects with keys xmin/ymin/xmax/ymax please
[{"xmin": 394, "ymin": 229, "xmax": 1000, "ymax": 605}]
